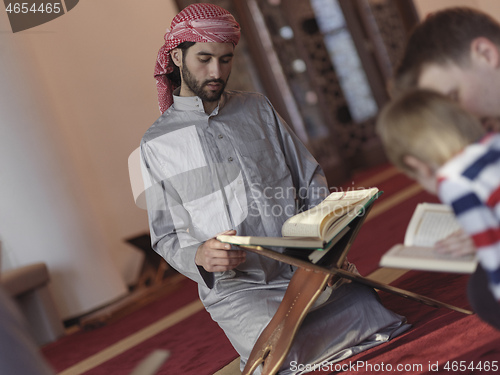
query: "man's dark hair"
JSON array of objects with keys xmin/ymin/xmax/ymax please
[
  {"xmin": 392, "ymin": 7, "xmax": 500, "ymax": 96},
  {"xmin": 167, "ymin": 41, "xmax": 196, "ymax": 87}
]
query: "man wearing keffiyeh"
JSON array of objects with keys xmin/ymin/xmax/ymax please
[
  {"xmin": 141, "ymin": 3, "xmax": 409, "ymax": 374},
  {"xmin": 154, "ymin": 3, "xmax": 241, "ymax": 114}
]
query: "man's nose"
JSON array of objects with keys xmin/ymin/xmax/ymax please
[{"xmin": 209, "ymin": 61, "xmax": 222, "ymax": 79}]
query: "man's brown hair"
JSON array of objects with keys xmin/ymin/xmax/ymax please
[{"xmin": 392, "ymin": 7, "xmax": 500, "ymax": 96}]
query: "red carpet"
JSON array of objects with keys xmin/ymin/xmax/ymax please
[
  {"xmin": 41, "ymin": 164, "xmax": 500, "ymax": 374},
  {"xmin": 41, "ymin": 278, "xmax": 238, "ymax": 374},
  {"xmin": 311, "ymin": 271, "xmax": 500, "ymax": 375},
  {"xmin": 81, "ymin": 308, "xmax": 237, "ymax": 375}
]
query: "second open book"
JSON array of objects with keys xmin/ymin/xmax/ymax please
[
  {"xmin": 379, "ymin": 203, "xmax": 477, "ymax": 273},
  {"xmin": 217, "ymin": 187, "xmax": 380, "ymax": 250}
]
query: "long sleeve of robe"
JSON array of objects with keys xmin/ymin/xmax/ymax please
[
  {"xmin": 141, "ymin": 91, "xmax": 328, "ymax": 294},
  {"xmin": 140, "ymin": 90, "xmax": 409, "ymax": 374}
]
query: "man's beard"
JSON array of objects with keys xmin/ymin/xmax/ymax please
[{"xmin": 181, "ymin": 65, "xmax": 228, "ymax": 102}]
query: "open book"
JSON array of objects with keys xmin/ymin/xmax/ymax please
[
  {"xmin": 379, "ymin": 203, "xmax": 477, "ymax": 273},
  {"xmin": 217, "ymin": 188, "xmax": 380, "ymax": 250}
]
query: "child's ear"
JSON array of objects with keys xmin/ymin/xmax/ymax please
[
  {"xmin": 470, "ymin": 37, "xmax": 500, "ymax": 69},
  {"xmin": 170, "ymin": 48, "xmax": 182, "ymax": 68},
  {"xmin": 403, "ymin": 155, "xmax": 435, "ymax": 177}
]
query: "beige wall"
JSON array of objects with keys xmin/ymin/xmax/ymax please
[
  {"xmin": 0, "ymin": 1, "xmax": 179, "ymax": 318},
  {"xmin": 23, "ymin": 0, "xmax": 180, "ymax": 257},
  {"xmin": 414, "ymin": 0, "xmax": 500, "ymax": 20}
]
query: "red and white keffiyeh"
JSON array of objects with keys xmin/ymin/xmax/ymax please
[{"xmin": 154, "ymin": 3, "xmax": 241, "ymax": 113}]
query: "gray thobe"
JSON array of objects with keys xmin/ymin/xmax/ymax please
[{"xmin": 141, "ymin": 90, "xmax": 409, "ymax": 374}]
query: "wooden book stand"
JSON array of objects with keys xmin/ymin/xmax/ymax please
[{"xmin": 240, "ymin": 201, "xmax": 472, "ymax": 375}]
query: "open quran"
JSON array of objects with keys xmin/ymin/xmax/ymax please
[
  {"xmin": 380, "ymin": 203, "xmax": 477, "ymax": 273},
  {"xmin": 217, "ymin": 188, "xmax": 380, "ymax": 250}
]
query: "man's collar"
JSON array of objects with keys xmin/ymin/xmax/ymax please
[
  {"xmin": 172, "ymin": 89, "xmax": 226, "ymax": 115},
  {"xmin": 173, "ymin": 94, "xmax": 205, "ymax": 112}
]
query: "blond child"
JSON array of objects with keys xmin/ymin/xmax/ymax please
[{"xmin": 376, "ymin": 89, "xmax": 500, "ymax": 330}]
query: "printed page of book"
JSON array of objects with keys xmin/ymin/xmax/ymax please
[
  {"xmin": 281, "ymin": 188, "xmax": 378, "ymax": 238},
  {"xmin": 404, "ymin": 203, "xmax": 461, "ymax": 247},
  {"xmin": 320, "ymin": 193, "xmax": 377, "ymax": 241}
]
